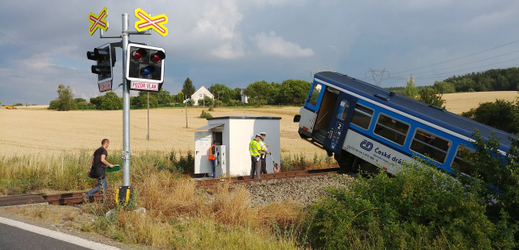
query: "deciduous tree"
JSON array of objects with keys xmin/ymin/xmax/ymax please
[
  {"xmin": 418, "ymin": 87, "xmax": 446, "ymax": 109},
  {"xmin": 99, "ymin": 91, "xmax": 122, "ymax": 110},
  {"xmin": 56, "ymin": 84, "xmax": 76, "ymax": 111},
  {"xmin": 279, "ymin": 79, "xmax": 311, "ymax": 105}
]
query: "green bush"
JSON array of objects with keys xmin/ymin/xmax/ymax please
[
  {"xmin": 301, "ymin": 160, "xmax": 514, "ymax": 249},
  {"xmin": 453, "ymin": 131, "xmax": 519, "ymax": 244},
  {"xmin": 168, "ymin": 151, "xmax": 194, "ymax": 174},
  {"xmin": 461, "ymin": 99, "xmax": 519, "ymax": 134},
  {"xmin": 200, "ymin": 110, "xmax": 213, "ymax": 118}
]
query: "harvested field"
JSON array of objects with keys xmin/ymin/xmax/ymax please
[
  {"xmin": 0, "ymin": 106, "xmax": 324, "ymax": 158},
  {"xmin": 443, "ymin": 91, "xmax": 518, "ymax": 114}
]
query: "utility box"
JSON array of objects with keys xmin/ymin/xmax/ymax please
[
  {"xmin": 194, "ymin": 115, "xmax": 281, "ymax": 177},
  {"xmin": 215, "ymin": 145, "xmax": 226, "ymax": 176}
]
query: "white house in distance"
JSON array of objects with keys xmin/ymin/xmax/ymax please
[
  {"xmin": 191, "ymin": 86, "xmax": 214, "ymax": 106},
  {"xmin": 240, "ymin": 88, "xmax": 248, "ymax": 104}
]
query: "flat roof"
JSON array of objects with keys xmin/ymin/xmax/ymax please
[
  {"xmin": 195, "ymin": 123, "xmax": 224, "ymax": 131},
  {"xmin": 207, "ymin": 115, "xmax": 281, "ymax": 120}
]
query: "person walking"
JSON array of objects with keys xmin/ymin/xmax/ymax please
[
  {"xmin": 84, "ymin": 139, "xmax": 115, "ymax": 201},
  {"xmin": 208, "ymin": 140, "xmax": 218, "ymax": 178},
  {"xmin": 259, "ymin": 132, "xmax": 271, "ymax": 174},
  {"xmin": 249, "ymin": 134, "xmax": 263, "ymax": 179}
]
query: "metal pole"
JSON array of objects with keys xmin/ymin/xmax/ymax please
[
  {"xmin": 185, "ymin": 97, "xmax": 188, "ymax": 128},
  {"xmin": 147, "ymin": 92, "xmax": 149, "ymax": 140},
  {"xmin": 121, "ymin": 13, "xmax": 131, "ymax": 187}
]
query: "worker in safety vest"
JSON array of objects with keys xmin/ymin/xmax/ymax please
[
  {"xmin": 249, "ymin": 134, "xmax": 263, "ymax": 179},
  {"xmin": 259, "ymin": 132, "xmax": 270, "ymax": 174},
  {"xmin": 208, "ymin": 140, "xmax": 217, "ymax": 178}
]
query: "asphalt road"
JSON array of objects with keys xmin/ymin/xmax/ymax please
[
  {"xmin": 0, "ymin": 222, "xmax": 90, "ymax": 250},
  {"xmin": 0, "ymin": 216, "xmax": 120, "ymax": 250}
]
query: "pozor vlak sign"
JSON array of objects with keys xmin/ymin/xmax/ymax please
[{"xmin": 126, "ymin": 43, "xmax": 166, "ymax": 92}]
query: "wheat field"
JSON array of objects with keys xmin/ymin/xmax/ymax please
[
  {"xmin": 1, "ymin": 91, "xmax": 517, "ymax": 158},
  {"xmin": 442, "ymin": 91, "xmax": 518, "ymax": 114},
  {"xmin": 0, "ymin": 105, "xmax": 323, "ymax": 158}
]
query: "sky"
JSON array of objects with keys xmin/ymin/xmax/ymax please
[{"xmin": 1, "ymin": 0, "xmax": 519, "ymax": 105}]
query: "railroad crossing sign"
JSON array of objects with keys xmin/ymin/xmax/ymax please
[
  {"xmin": 88, "ymin": 7, "xmax": 109, "ymax": 35},
  {"xmin": 134, "ymin": 8, "xmax": 168, "ymax": 37}
]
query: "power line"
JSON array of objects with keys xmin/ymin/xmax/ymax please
[
  {"xmin": 410, "ymin": 57, "xmax": 519, "ymax": 80},
  {"xmin": 409, "ymin": 50, "xmax": 519, "ymax": 79},
  {"xmin": 0, "ymin": 31, "xmax": 42, "ymax": 58},
  {"xmin": 390, "ymin": 38, "xmax": 519, "ymax": 76}
]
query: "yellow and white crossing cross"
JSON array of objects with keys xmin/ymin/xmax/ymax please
[
  {"xmin": 134, "ymin": 8, "xmax": 168, "ymax": 37},
  {"xmin": 88, "ymin": 7, "xmax": 109, "ymax": 36}
]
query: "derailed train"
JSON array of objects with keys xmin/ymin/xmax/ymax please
[{"xmin": 294, "ymin": 71, "xmax": 516, "ymax": 175}]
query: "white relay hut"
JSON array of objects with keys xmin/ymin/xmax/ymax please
[{"xmin": 194, "ymin": 115, "xmax": 281, "ymax": 177}]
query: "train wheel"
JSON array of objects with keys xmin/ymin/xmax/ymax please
[
  {"xmin": 359, "ymin": 160, "xmax": 380, "ymax": 174},
  {"xmin": 334, "ymin": 151, "xmax": 355, "ymax": 173}
]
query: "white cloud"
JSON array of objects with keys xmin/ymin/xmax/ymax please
[
  {"xmin": 250, "ymin": 31, "xmax": 314, "ymax": 58},
  {"xmin": 251, "ymin": 0, "xmax": 308, "ymax": 7},
  {"xmin": 211, "ymin": 44, "xmax": 244, "ymax": 59},
  {"xmin": 184, "ymin": 0, "xmax": 245, "ymax": 60},
  {"xmin": 462, "ymin": 8, "xmax": 516, "ymax": 31},
  {"xmin": 382, "ymin": 0, "xmax": 453, "ymax": 11}
]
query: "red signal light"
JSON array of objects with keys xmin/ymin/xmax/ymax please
[
  {"xmin": 132, "ymin": 49, "xmax": 147, "ymax": 61},
  {"xmin": 151, "ymin": 51, "xmax": 165, "ymax": 63}
]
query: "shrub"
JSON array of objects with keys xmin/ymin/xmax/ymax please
[
  {"xmin": 453, "ymin": 130, "xmax": 519, "ymax": 247},
  {"xmin": 200, "ymin": 110, "xmax": 213, "ymax": 118},
  {"xmin": 168, "ymin": 151, "xmax": 194, "ymax": 174},
  {"xmin": 48, "ymin": 100, "xmax": 59, "ymax": 109},
  {"xmin": 461, "ymin": 99, "xmax": 519, "ymax": 134},
  {"xmin": 302, "ymin": 160, "xmax": 511, "ymax": 249}
]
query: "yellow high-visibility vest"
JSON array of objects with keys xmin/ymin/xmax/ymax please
[
  {"xmin": 259, "ymin": 139, "xmax": 267, "ymax": 155},
  {"xmin": 249, "ymin": 140, "xmax": 261, "ymax": 156}
]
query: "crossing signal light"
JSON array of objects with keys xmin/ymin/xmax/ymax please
[
  {"xmin": 87, "ymin": 44, "xmax": 115, "ymax": 84},
  {"xmin": 126, "ymin": 43, "xmax": 166, "ymax": 85}
]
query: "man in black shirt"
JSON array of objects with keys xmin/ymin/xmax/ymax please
[{"xmin": 84, "ymin": 139, "xmax": 115, "ymax": 201}]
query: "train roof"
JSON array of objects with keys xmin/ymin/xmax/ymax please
[{"xmin": 315, "ymin": 71, "xmax": 517, "ymax": 151}]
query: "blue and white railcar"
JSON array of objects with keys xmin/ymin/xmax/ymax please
[{"xmin": 295, "ymin": 71, "xmax": 516, "ymax": 174}]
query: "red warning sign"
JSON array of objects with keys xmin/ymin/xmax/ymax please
[{"xmin": 130, "ymin": 81, "xmax": 159, "ymax": 92}]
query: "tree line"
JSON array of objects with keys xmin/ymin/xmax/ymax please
[
  {"xmin": 49, "ymin": 67, "xmax": 519, "ymax": 111},
  {"xmin": 388, "ymin": 67, "xmax": 519, "ymax": 95},
  {"xmin": 49, "ymin": 77, "xmax": 312, "ymax": 111}
]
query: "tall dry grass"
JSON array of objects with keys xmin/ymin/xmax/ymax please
[
  {"xmin": 78, "ymin": 170, "xmax": 303, "ymax": 249},
  {"xmin": 1, "ymin": 151, "xmax": 309, "ymax": 249},
  {"xmin": 0, "ymin": 152, "xmax": 96, "ymax": 194}
]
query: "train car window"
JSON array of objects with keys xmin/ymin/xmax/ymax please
[
  {"xmin": 336, "ymin": 100, "xmax": 350, "ymax": 121},
  {"xmin": 410, "ymin": 129, "xmax": 450, "ymax": 163},
  {"xmin": 452, "ymin": 146, "xmax": 475, "ymax": 176},
  {"xmin": 374, "ymin": 114, "xmax": 409, "ymax": 145},
  {"xmin": 351, "ymin": 104, "xmax": 373, "ymax": 130},
  {"xmin": 308, "ymin": 83, "xmax": 322, "ymax": 106}
]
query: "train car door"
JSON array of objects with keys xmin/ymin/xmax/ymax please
[{"xmin": 324, "ymin": 92, "xmax": 357, "ymax": 153}]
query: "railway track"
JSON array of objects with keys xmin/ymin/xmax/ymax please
[
  {"xmin": 0, "ymin": 192, "xmax": 104, "ymax": 207},
  {"xmin": 196, "ymin": 167, "xmax": 341, "ymax": 190},
  {"xmin": 0, "ymin": 168, "xmax": 342, "ymax": 207}
]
